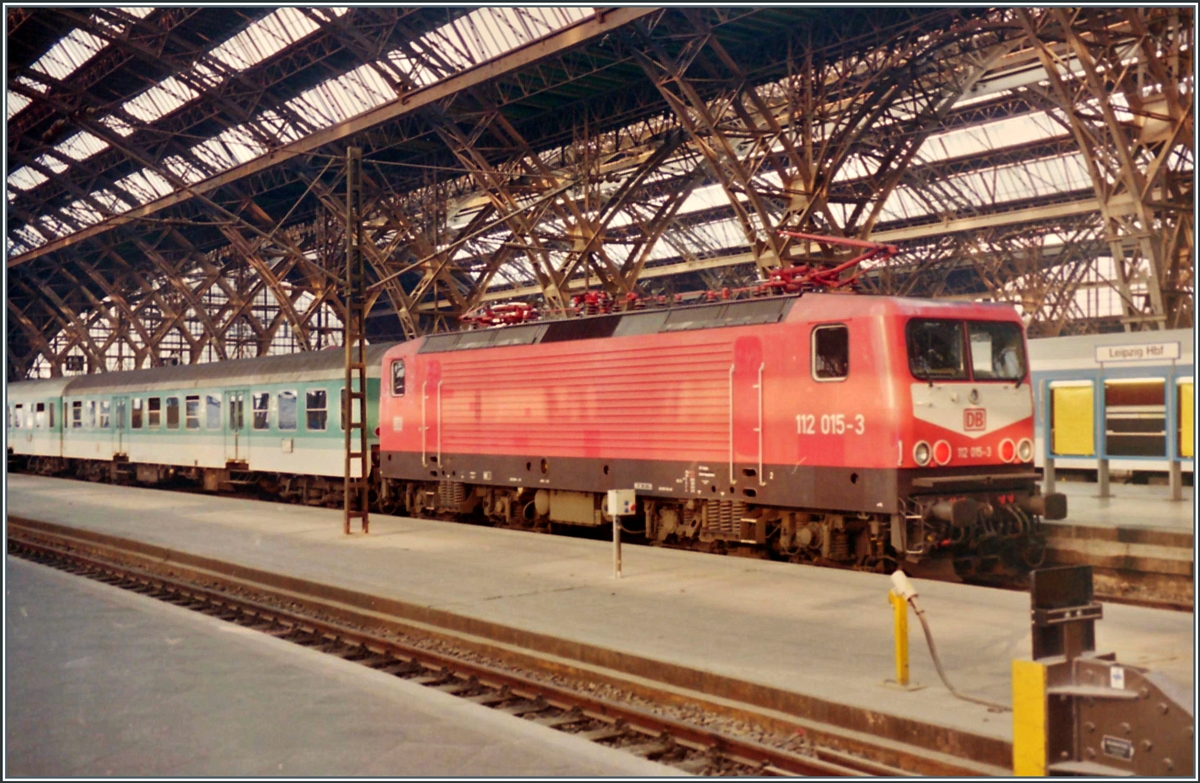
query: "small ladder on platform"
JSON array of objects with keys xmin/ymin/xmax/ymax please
[{"xmin": 343, "ymin": 146, "xmax": 369, "ymax": 534}]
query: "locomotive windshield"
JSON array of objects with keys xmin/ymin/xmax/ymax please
[
  {"xmin": 907, "ymin": 319, "xmax": 1025, "ymax": 382},
  {"xmin": 967, "ymin": 321, "xmax": 1025, "ymax": 380}
]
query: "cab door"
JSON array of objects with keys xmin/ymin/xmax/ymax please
[
  {"xmin": 225, "ymin": 389, "xmax": 248, "ymax": 463},
  {"xmin": 113, "ymin": 396, "xmax": 128, "ymax": 456},
  {"xmin": 731, "ymin": 336, "xmax": 765, "ymax": 488}
]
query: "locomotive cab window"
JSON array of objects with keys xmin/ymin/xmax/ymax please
[
  {"xmin": 252, "ymin": 392, "xmax": 270, "ymax": 430},
  {"xmin": 391, "ymin": 360, "xmax": 406, "ymax": 396},
  {"xmin": 132, "ymin": 398, "xmax": 143, "ymax": 429},
  {"xmin": 166, "ymin": 397, "xmax": 180, "ymax": 430},
  {"xmin": 967, "ymin": 321, "xmax": 1025, "ymax": 381},
  {"xmin": 812, "ymin": 324, "xmax": 849, "ymax": 380},
  {"xmin": 306, "ymin": 389, "xmax": 327, "ymax": 431},
  {"xmin": 907, "ymin": 319, "xmax": 967, "ymax": 381},
  {"xmin": 278, "ymin": 391, "xmax": 298, "ymax": 431}
]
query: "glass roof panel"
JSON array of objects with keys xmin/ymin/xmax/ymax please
[
  {"xmin": 7, "ymin": 167, "xmax": 50, "ymax": 191},
  {"xmin": 122, "ymin": 75, "xmax": 202, "ymax": 124},
  {"xmin": 7, "ymin": 92, "xmax": 32, "ymax": 120},
  {"xmin": 28, "ymin": 28, "xmax": 107, "ymax": 81},
  {"xmin": 54, "ymin": 130, "xmax": 111, "ymax": 161},
  {"xmin": 209, "ymin": 7, "xmax": 321, "ymax": 72}
]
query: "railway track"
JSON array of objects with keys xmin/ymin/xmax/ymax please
[{"xmin": 6, "ymin": 519, "xmax": 1004, "ymax": 777}]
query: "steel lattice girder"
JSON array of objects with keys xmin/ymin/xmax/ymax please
[{"xmin": 6, "ymin": 7, "xmax": 1193, "ymax": 379}]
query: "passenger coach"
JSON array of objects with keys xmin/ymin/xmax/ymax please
[{"xmin": 8, "ymin": 347, "xmax": 389, "ymax": 497}]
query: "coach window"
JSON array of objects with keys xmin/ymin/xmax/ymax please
[
  {"xmin": 391, "ymin": 360, "xmax": 406, "ymax": 396},
  {"xmin": 185, "ymin": 395, "xmax": 201, "ymax": 430},
  {"xmin": 206, "ymin": 395, "xmax": 222, "ymax": 430},
  {"xmin": 86, "ymin": 400, "xmax": 97, "ymax": 429},
  {"xmin": 278, "ymin": 391, "xmax": 298, "ymax": 431},
  {"xmin": 13, "ymin": 404, "xmax": 23, "ymax": 429},
  {"xmin": 132, "ymin": 398, "xmax": 144, "ymax": 429},
  {"xmin": 35, "ymin": 402, "xmax": 46, "ymax": 428},
  {"xmin": 166, "ymin": 397, "xmax": 180, "ymax": 430},
  {"xmin": 48, "ymin": 401, "xmax": 55, "ymax": 429},
  {"xmin": 147, "ymin": 397, "xmax": 162, "ymax": 428},
  {"xmin": 99, "ymin": 400, "xmax": 111, "ymax": 429},
  {"xmin": 252, "ymin": 392, "xmax": 270, "ymax": 430},
  {"xmin": 306, "ymin": 389, "xmax": 327, "ymax": 431},
  {"xmin": 71, "ymin": 401, "xmax": 82, "ymax": 429},
  {"xmin": 812, "ymin": 324, "xmax": 849, "ymax": 380}
]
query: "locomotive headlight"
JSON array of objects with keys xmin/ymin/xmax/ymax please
[
  {"xmin": 913, "ymin": 441, "xmax": 932, "ymax": 466},
  {"xmin": 1017, "ymin": 438, "xmax": 1034, "ymax": 462}
]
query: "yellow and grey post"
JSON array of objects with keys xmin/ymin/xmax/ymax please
[
  {"xmin": 888, "ymin": 570, "xmax": 918, "ymax": 687},
  {"xmin": 887, "ymin": 589, "xmax": 909, "ymax": 686},
  {"xmin": 608, "ymin": 489, "xmax": 636, "ymax": 579}
]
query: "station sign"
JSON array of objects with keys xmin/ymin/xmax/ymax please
[{"xmin": 1094, "ymin": 341, "xmax": 1180, "ymax": 363}]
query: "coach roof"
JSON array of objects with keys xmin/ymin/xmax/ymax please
[{"xmin": 57, "ymin": 342, "xmax": 398, "ymax": 395}]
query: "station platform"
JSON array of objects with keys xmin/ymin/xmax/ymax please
[
  {"xmin": 5, "ymin": 554, "xmax": 672, "ymax": 777},
  {"xmin": 1043, "ymin": 481, "xmax": 1193, "ymax": 581},
  {"xmin": 5, "ymin": 475, "xmax": 1194, "ymax": 763},
  {"xmin": 1049, "ymin": 480, "xmax": 1194, "ymax": 533}
]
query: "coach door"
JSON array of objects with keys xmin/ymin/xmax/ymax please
[
  {"xmin": 731, "ymin": 336, "xmax": 766, "ymax": 488},
  {"xmin": 225, "ymin": 389, "xmax": 248, "ymax": 464},
  {"xmin": 113, "ymin": 396, "xmax": 128, "ymax": 456}
]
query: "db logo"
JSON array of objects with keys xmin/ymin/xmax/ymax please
[{"xmin": 963, "ymin": 408, "xmax": 987, "ymax": 431}]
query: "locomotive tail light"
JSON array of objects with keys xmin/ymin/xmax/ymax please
[
  {"xmin": 933, "ymin": 440, "xmax": 952, "ymax": 465},
  {"xmin": 913, "ymin": 441, "xmax": 932, "ymax": 466},
  {"xmin": 1017, "ymin": 438, "xmax": 1034, "ymax": 463},
  {"xmin": 999, "ymin": 438, "xmax": 1017, "ymax": 463},
  {"xmin": 374, "ymin": 427, "xmax": 380, "ymax": 437}
]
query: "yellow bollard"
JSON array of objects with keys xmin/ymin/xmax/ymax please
[{"xmin": 888, "ymin": 589, "xmax": 910, "ymax": 687}]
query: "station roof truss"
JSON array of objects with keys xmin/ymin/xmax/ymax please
[{"xmin": 5, "ymin": 6, "xmax": 1194, "ymax": 379}]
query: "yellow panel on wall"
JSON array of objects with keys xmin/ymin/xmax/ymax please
[
  {"xmin": 1180, "ymin": 381, "xmax": 1194, "ymax": 459},
  {"xmin": 1051, "ymin": 384, "xmax": 1094, "ymax": 456}
]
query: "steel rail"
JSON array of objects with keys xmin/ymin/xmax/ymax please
[{"xmin": 6, "ymin": 530, "xmax": 917, "ymax": 777}]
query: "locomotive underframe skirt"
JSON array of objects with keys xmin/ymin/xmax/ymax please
[{"xmin": 381, "ymin": 450, "xmax": 1040, "ymax": 516}]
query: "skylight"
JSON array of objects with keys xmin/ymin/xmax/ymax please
[
  {"xmin": 54, "ymin": 130, "xmax": 110, "ymax": 161},
  {"xmin": 122, "ymin": 75, "xmax": 201, "ymax": 124},
  {"xmin": 209, "ymin": 7, "xmax": 323, "ymax": 72},
  {"xmin": 7, "ymin": 92, "xmax": 31, "ymax": 120},
  {"xmin": 7, "ymin": 167, "xmax": 49, "ymax": 191},
  {"xmin": 28, "ymin": 28, "xmax": 108, "ymax": 81}
]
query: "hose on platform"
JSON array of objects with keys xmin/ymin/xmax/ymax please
[{"xmin": 909, "ymin": 598, "xmax": 1012, "ymax": 713}]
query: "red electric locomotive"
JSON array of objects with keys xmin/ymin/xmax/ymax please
[{"xmin": 377, "ymin": 292, "xmax": 1065, "ymax": 577}]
